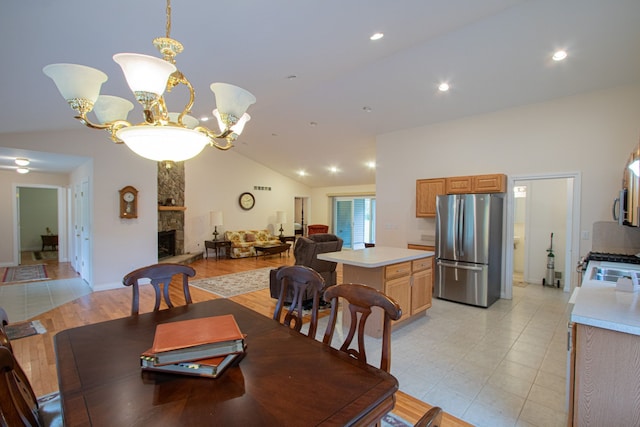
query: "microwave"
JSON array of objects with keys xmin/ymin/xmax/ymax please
[{"xmin": 614, "ymin": 146, "xmax": 640, "ymax": 226}]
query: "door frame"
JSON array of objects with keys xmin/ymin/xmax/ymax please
[
  {"xmin": 503, "ymin": 172, "xmax": 581, "ymax": 299},
  {"xmin": 12, "ymin": 183, "xmax": 68, "ymax": 265}
]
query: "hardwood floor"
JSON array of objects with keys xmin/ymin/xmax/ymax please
[{"xmin": 9, "ymin": 254, "xmax": 470, "ymax": 427}]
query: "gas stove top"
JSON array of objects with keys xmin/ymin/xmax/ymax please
[{"xmin": 586, "ymin": 252, "xmax": 640, "ymax": 264}]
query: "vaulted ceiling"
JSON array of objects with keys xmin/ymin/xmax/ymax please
[{"xmin": 2, "ymin": 0, "xmax": 639, "ymax": 187}]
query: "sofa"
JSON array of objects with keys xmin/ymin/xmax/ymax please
[
  {"xmin": 224, "ymin": 230, "xmax": 282, "ymax": 258},
  {"xmin": 269, "ymin": 233, "xmax": 343, "ymax": 303}
]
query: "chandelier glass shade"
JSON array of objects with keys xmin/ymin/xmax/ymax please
[{"xmin": 42, "ymin": 0, "xmax": 255, "ymax": 163}]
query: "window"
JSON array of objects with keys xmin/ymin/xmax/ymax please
[{"xmin": 333, "ymin": 196, "xmax": 375, "ymax": 249}]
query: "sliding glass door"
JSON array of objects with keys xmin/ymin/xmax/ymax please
[{"xmin": 333, "ymin": 197, "xmax": 375, "ymax": 249}]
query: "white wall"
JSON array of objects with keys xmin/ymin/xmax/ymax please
[
  {"xmin": 376, "ymin": 84, "xmax": 640, "ymax": 280},
  {"xmin": 0, "ymin": 129, "xmax": 157, "ymax": 290},
  {"xmin": 0, "ymin": 170, "xmax": 69, "ymax": 265}
]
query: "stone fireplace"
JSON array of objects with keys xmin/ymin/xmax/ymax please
[
  {"xmin": 158, "ymin": 230, "xmax": 176, "ymax": 259},
  {"xmin": 157, "ymin": 162, "xmax": 185, "ymax": 256}
]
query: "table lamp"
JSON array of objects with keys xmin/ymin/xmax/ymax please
[
  {"xmin": 276, "ymin": 211, "xmax": 286, "ymax": 237},
  {"xmin": 210, "ymin": 211, "xmax": 223, "ymax": 241}
]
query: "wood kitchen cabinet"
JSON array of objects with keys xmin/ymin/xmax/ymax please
[
  {"xmin": 339, "ymin": 256, "xmax": 434, "ymax": 338},
  {"xmin": 417, "ymin": 174, "xmax": 506, "ymax": 218},
  {"xmin": 416, "ymin": 178, "xmax": 445, "ymax": 217},
  {"xmin": 445, "ymin": 173, "xmax": 506, "ymax": 194},
  {"xmin": 568, "ymin": 323, "xmax": 640, "ymax": 426}
]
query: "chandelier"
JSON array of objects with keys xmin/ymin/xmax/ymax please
[{"xmin": 43, "ymin": 0, "xmax": 256, "ymax": 162}]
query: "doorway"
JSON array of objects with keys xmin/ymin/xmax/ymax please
[
  {"xmin": 333, "ymin": 196, "xmax": 376, "ymax": 249},
  {"xmin": 13, "ymin": 185, "xmax": 64, "ymax": 265},
  {"xmin": 504, "ymin": 173, "xmax": 581, "ymax": 298}
]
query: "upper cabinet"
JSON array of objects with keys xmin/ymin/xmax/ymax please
[
  {"xmin": 416, "ymin": 178, "xmax": 446, "ymax": 217},
  {"xmin": 416, "ymin": 173, "xmax": 506, "ymax": 217}
]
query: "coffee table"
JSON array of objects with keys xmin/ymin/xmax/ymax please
[{"xmin": 254, "ymin": 242, "xmax": 291, "ymax": 257}]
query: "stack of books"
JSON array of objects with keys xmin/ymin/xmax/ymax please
[{"xmin": 140, "ymin": 314, "xmax": 246, "ymax": 378}]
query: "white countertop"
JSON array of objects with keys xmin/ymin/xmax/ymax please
[
  {"xmin": 571, "ymin": 260, "xmax": 640, "ymax": 336},
  {"xmin": 317, "ymin": 246, "xmax": 434, "ymax": 268}
]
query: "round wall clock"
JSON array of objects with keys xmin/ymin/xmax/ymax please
[
  {"xmin": 239, "ymin": 192, "xmax": 255, "ymax": 210},
  {"xmin": 119, "ymin": 185, "xmax": 138, "ymax": 219}
]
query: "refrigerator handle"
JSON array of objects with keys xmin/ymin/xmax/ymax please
[
  {"xmin": 457, "ymin": 197, "xmax": 465, "ymax": 257},
  {"xmin": 437, "ymin": 260, "xmax": 483, "ymax": 272}
]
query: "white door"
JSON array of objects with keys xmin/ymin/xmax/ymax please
[{"xmin": 80, "ymin": 179, "xmax": 91, "ymax": 282}]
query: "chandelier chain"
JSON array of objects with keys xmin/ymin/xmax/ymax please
[{"xmin": 165, "ymin": 0, "xmax": 172, "ymax": 38}]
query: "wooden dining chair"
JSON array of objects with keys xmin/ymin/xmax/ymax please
[
  {"xmin": 122, "ymin": 263, "xmax": 196, "ymax": 315},
  {"xmin": 322, "ymin": 283, "xmax": 402, "ymax": 372},
  {"xmin": 273, "ymin": 265, "xmax": 325, "ymax": 339},
  {"xmin": 414, "ymin": 406, "xmax": 443, "ymax": 427},
  {"xmin": 0, "ymin": 328, "xmax": 62, "ymax": 426}
]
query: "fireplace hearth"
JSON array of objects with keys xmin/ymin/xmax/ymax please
[{"xmin": 158, "ymin": 230, "xmax": 176, "ymax": 259}]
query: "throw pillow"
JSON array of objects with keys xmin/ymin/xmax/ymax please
[{"xmin": 245, "ymin": 233, "xmax": 256, "ymax": 242}]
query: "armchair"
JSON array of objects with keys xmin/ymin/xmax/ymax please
[{"xmin": 269, "ymin": 233, "xmax": 343, "ymax": 303}]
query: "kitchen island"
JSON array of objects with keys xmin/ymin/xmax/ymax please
[
  {"xmin": 567, "ymin": 260, "xmax": 640, "ymax": 426},
  {"xmin": 318, "ymin": 246, "xmax": 435, "ymax": 337}
]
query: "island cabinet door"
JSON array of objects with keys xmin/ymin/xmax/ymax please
[
  {"xmin": 385, "ymin": 275, "xmax": 411, "ymax": 323},
  {"xmin": 411, "ymin": 268, "xmax": 432, "ymax": 313}
]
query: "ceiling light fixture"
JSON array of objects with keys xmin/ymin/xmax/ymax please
[
  {"xmin": 438, "ymin": 82, "xmax": 450, "ymax": 92},
  {"xmin": 552, "ymin": 50, "xmax": 568, "ymax": 61},
  {"xmin": 43, "ymin": 0, "xmax": 256, "ymax": 163},
  {"xmin": 370, "ymin": 33, "xmax": 384, "ymax": 41},
  {"xmin": 16, "ymin": 167, "xmax": 29, "ymax": 174},
  {"xmin": 15, "ymin": 158, "xmax": 30, "ymax": 166},
  {"xmin": 366, "ymin": 161, "xmax": 376, "ymax": 169}
]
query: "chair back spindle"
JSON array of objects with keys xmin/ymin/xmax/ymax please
[
  {"xmin": 273, "ymin": 266, "xmax": 325, "ymax": 339},
  {"xmin": 322, "ymin": 283, "xmax": 401, "ymax": 372},
  {"xmin": 122, "ymin": 263, "xmax": 195, "ymax": 315}
]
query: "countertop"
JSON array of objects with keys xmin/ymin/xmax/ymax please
[
  {"xmin": 571, "ymin": 260, "xmax": 640, "ymax": 336},
  {"xmin": 407, "ymin": 240, "xmax": 435, "ymax": 247},
  {"xmin": 318, "ymin": 246, "xmax": 434, "ymax": 268}
]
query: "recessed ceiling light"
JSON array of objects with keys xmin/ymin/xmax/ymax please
[
  {"xmin": 15, "ymin": 158, "xmax": 30, "ymax": 166},
  {"xmin": 370, "ymin": 32, "xmax": 384, "ymax": 41},
  {"xmin": 552, "ymin": 50, "xmax": 568, "ymax": 61},
  {"xmin": 16, "ymin": 167, "xmax": 29, "ymax": 174},
  {"xmin": 200, "ymin": 116, "xmax": 209, "ymax": 122},
  {"xmin": 438, "ymin": 82, "xmax": 450, "ymax": 92},
  {"xmin": 366, "ymin": 161, "xmax": 376, "ymax": 169},
  {"xmin": 297, "ymin": 170, "xmax": 306, "ymax": 177}
]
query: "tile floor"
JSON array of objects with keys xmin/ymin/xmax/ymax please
[
  {"xmin": 2, "ymin": 276, "xmax": 571, "ymax": 427},
  {"xmin": 325, "ymin": 282, "xmax": 571, "ymax": 427},
  {"xmin": 0, "ymin": 278, "xmax": 92, "ymax": 322}
]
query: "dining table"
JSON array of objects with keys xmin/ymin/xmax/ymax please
[{"xmin": 54, "ymin": 298, "xmax": 398, "ymax": 426}]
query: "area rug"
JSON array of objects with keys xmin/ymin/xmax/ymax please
[
  {"xmin": 32, "ymin": 251, "xmax": 58, "ymax": 261},
  {"xmin": 2, "ymin": 264, "xmax": 48, "ymax": 284},
  {"xmin": 381, "ymin": 412, "xmax": 412, "ymax": 427},
  {"xmin": 4, "ymin": 320, "xmax": 47, "ymax": 340},
  {"xmin": 190, "ymin": 267, "xmax": 272, "ymax": 298}
]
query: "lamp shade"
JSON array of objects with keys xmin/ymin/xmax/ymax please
[
  {"xmin": 116, "ymin": 126, "xmax": 209, "ymax": 162},
  {"xmin": 168, "ymin": 112, "xmax": 199, "ymax": 129},
  {"xmin": 213, "ymin": 110, "xmax": 251, "ymax": 135},
  {"xmin": 210, "ymin": 83, "xmax": 256, "ymax": 120},
  {"xmin": 113, "ymin": 53, "xmax": 176, "ymax": 96},
  {"xmin": 276, "ymin": 211, "xmax": 286, "ymax": 224},
  {"xmin": 93, "ymin": 95, "xmax": 134, "ymax": 124},
  {"xmin": 210, "ymin": 211, "xmax": 223, "ymax": 227},
  {"xmin": 43, "ymin": 63, "xmax": 108, "ymax": 104}
]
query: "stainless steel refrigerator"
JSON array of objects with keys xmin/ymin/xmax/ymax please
[{"xmin": 435, "ymin": 193, "xmax": 504, "ymax": 308}]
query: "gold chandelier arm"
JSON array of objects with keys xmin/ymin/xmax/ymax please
[
  {"xmin": 108, "ymin": 120, "xmax": 133, "ymax": 144},
  {"xmin": 193, "ymin": 126, "xmax": 235, "ymax": 150},
  {"xmin": 74, "ymin": 113, "xmax": 111, "ymax": 130}
]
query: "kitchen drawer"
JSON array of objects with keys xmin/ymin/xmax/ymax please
[
  {"xmin": 412, "ymin": 258, "xmax": 432, "ymax": 272},
  {"xmin": 385, "ymin": 262, "xmax": 411, "ymax": 279}
]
